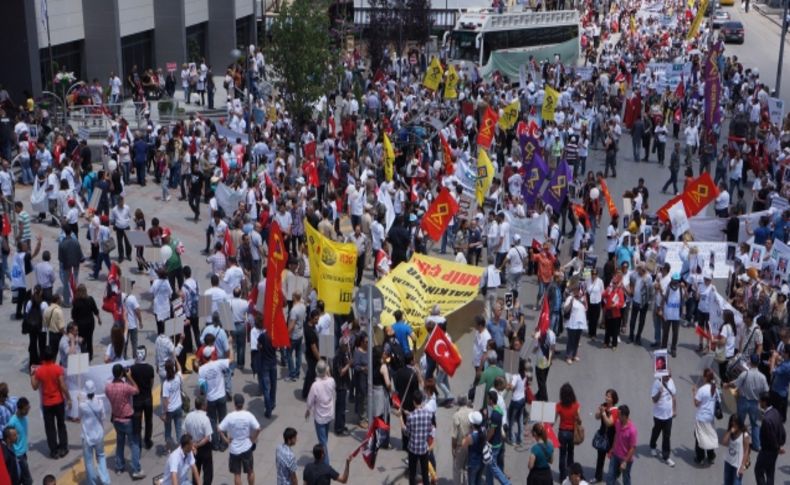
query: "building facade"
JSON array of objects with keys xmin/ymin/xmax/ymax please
[{"xmin": 0, "ymin": 0, "xmax": 259, "ymax": 100}]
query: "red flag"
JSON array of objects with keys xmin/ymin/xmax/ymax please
[
  {"xmin": 220, "ymin": 156, "xmax": 229, "ymax": 179},
  {"xmin": 263, "ymin": 222, "xmax": 290, "ymax": 348},
  {"xmin": 424, "ymin": 325, "xmax": 462, "ymax": 377},
  {"xmin": 656, "ymin": 193, "xmax": 684, "ymax": 222},
  {"xmin": 695, "ymin": 325, "xmax": 713, "ymax": 341},
  {"xmin": 247, "ymin": 283, "xmax": 259, "ymax": 311},
  {"xmin": 303, "ymin": 158, "xmax": 319, "ymax": 186},
  {"xmin": 681, "ymin": 172, "xmax": 720, "ymax": 218},
  {"xmin": 674, "ymin": 75, "xmax": 685, "ymax": 99},
  {"xmin": 420, "ymin": 187, "xmax": 459, "ymax": 242},
  {"xmin": 571, "ymin": 203, "xmax": 590, "ymax": 229},
  {"xmin": 349, "ymin": 417, "xmax": 391, "ymax": 469},
  {"xmin": 0, "ymin": 445, "xmax": 11, "ymax": 485},
  {"xmin": 476, "ymin": 106, "xmax": 499, "ymax": 149},
  {"xmin": 1, "ymin": 214, "xmax": 10, "ymax": 237},
  {"xmin": 410, "ymin": 179, "xmax": 419, "ymax": 203},
  {"xmin": 264, "ymin": 172, "xmax": 281, "ymax": 201},
  {"xmin": 223, "ymin": 229, "xmax": 235, "ymax": 257},
  {"xmin": 439, "ymin": 133, "xmax": 455, "ymax": 175},
  {"xmin": 544, "ymin": 423, "xmax": 561, "ymax": 448},
  {"xmin": 69, "ymin": 268, "xmax": 77, "ymax": 299},
  {"xmin": 304, "ymin": 140, "xmax": 316, "ymax": 160},
  {"xmin": 538, "ymin": 295, "xmax": 550, "ymax": 336},
  {"xmin": 598, "ymin": 178, "xmax": 619, "ymax": 218}
]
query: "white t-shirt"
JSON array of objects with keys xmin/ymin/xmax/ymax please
[
  {"xmin": 651, "ymin": 378, "xmax": 676, "ymax": 420},
  {"xmin": 218, "ymin": 410, "xmax": 260, "ymax": 455},
  {"xmin": 694, "ymin": 383, "xmax": 718, "ymax": 423},
  {"xmin": 505, "ymin": 246, "xmax": 526, "ymax": 274},
  {"xmin": 498, "ymin": 221, "xmax": 512, "ymax": 252},
  {"xmin": 198, "ymin": 359, "xmax": 230, "ymax": 402},
  {"xmin": 719, "ymin": 324, "xmax": 736, "ymax": 358},
  {"xmin": 586, "ymin": 278, "xmax": 604, "ymax": 304},
  {"xmin": 160, "ymin": 447, "xmax": 195, "ymax": 485},
  {"xmin": 204, "ymin": 287, "xmax": 229, "ymax": 314},
  {"xmin": 473, "ymin": 328, "xmax": 492, "ymax": 367},
  {"xmin": 606, "ymin": 225, "xmax": 618, "ymax": 253},
  {"xmin": 124, "ymin": 294, "xmax": 141, "ymax": 329},
  {"xmin": 509, "ymin": 373, "xmax": 527, "ymax": 401},
  {"xmin": 316, "ymin": 313, "xmax": 333, "ymax": 336},
  {"xmin": 162, "ymin": 374, "xmax": 183, "ymax": 413},
  {"xmin": 564, "ymin": 296, "xmax": 588, "ymax": 331}
]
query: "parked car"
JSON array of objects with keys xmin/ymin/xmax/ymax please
[
  {"xmin": 721, "ymin": 21, "xmax": 744, "ymax": 43},
  {"xmin": 712, "ymin": 10, "xmax": 731, "ymax": 28}
]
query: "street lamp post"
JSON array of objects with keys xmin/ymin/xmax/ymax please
[{"xmin": 776, "ymin": 0, "xmax": 789, "ymax": 96}]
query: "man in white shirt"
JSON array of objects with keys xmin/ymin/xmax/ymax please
[
  {"xmin": 585, "ymin": 268, "xmax": 604, "ymax": 339},
  {"xmin": 160, "ymin": 434, "xmax": 200, "ymax": 485},
  {"xmin": 109, "ymin": 72, "xmax": 122, "ymax": 106},
  {"xmin": 495, "ymin": 212, "xmax": 511, "ymax": 268},
  {"xmin": 184, "ymin": 396, "xmax": 214, "ymax": 484},
  {"xmin": 714, "ymin": 182, "xmax": 730, "ymax": 218},
  {"xmin": 219, "ymin": 393, "xmax": 260, "ymax": 485},
  {"xmin": 197, "ymin": 341, "xmax": 233, "ymax": 452},
  {"xmin": 110, "ymin": 196, "xmax": 132, "ymax": 262},
  {"xmin": 123, "ymin": 291, "xmax": 143, "ymax": 358},
  {"xmin": 229, "ymin": 287, "xmax": 250, "ymax": 370},
  {"xmin": 499, "ymin": 235, "xmax": 526, "ymax": 293},
  {"xmin": 315, "ymin": 300, "xmax": 334, "ymax": 336},
  {"xmin": 485, "ymin": 212, "xmax": 500, "ymax": 264},
  {"xmin": 204, "ymin": 275, "xmax": 230, "ymax": 315},
  {"xmin": 221, "ymin": 257, "xmax": 245, "ymax": 296},
  {"xmin": 649, "ymin": 374, "xmax": 677, "ymax": 467}
]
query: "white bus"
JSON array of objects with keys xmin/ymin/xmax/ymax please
[{"xmin": 444, "ymin": 9, "xmax": 580, "ymax": 80}]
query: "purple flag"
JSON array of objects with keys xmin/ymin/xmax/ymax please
[
  {"xmin": 519, "ymin": 134, "xmax": 543, "ymax": 164},
  {"xmin": 702, "ymin": 42, "xmax": 723, "ymax": 130},
  {"xmin": 541, "ymin": 159, "xmax": 572, "ymax": 212},
  {"xmin": 521, "ymin": 152, "xmax": 549, "ymax": 207}
]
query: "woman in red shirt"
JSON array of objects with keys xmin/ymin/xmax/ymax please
[
  {"xmin": 602, "ymin": 272, "xmax": 626, "ymax": 350},
  {"xmin": 30, "ymin": 348, "xmax": 70, "ymax": 458},
  {"xmin": 554, "ymin": 383, "xmax": 581, "ymax": 482}
]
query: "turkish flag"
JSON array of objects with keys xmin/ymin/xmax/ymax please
[
  {"xmin": 303, "ymin": 158, "xmax": 319, "ymax": 186},
  {"xmin": 1, "ymin": 213, "xmax": 10, "ymax": 237},
  {"xmin": 264, "ymin": 172, "xmax": 281, "ymax": 201},
  {"xmin": 681, "ymin": 172, "xmax": 719, "ymax": 218},
  {"xmin": 410, "ymin": 179, "xmax": 419, "ymax": 203},
  {"xmin": 424, "ymin": 325, "xmax": 462, "ymax": 377},
  {"xmin": 69, "ymin": 268, "xmax": 77, "ymax": 300},
  {"xmin": 538, "ymin": 294, "xmax": 550, "ymax": 336},
  {"xmin": 674, "ymin": 76, "xmax": 685, "ymax": 99},
  {"xmin": 476, "ymin": 106, "xmax": 499, "ymax": 149},
  {"xmin": 0, "ymin": 445, "xmax": 11, "ymax": 485},
  {"xmin": 420, "ymin": 187, "xmax": 459, "ymax": 242},
  {"xmin": 656, "ymin": 193, "xmax": 684, "ymax": 222},
  {"xmin": 349, "ymin": 417, "xmax": 391, "ymax": 469},
  {"xmin": 439, "ymin": 133, "xmax": 454, "ymax": 175},
  {"xmin": 220, "ymin": 156, "xmax": 229, "ymax": 179},
  {"xmin": 263, "ymin": 222, "xmax": 290, "ymax": 348},
  {"xmin": 223, "ymin": 229, "xmax": 235, "ymax": 257}
]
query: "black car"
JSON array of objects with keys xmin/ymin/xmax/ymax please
[{"xmin": 721, "ymin": 21, "xmax": 744, "ymax": 43}]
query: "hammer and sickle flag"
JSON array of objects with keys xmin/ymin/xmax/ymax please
[
  {"xmin": 263, "ymin": 222, "xmax": 290, "ymax": 348},
  {"xmin": 477, "ymin": 106, "xmax": 499, "ymax": 150},
  {"xmin": 421, "ymin": 186, "xmax": 460, "ymax": 242},
  {"xmin": 498, "ymin": 99, "xmax": 521, "ymax": 131},
  {"xmin": 681, "ymin": 171, "xmax": 719, "ymax": 218},
  {"xmin": 383, "ymin": 132, "xmax": 395, "ymax": 182},
  {"xmin": 423, "ymin": 57, "xmax": 444, "ymax": 92},
  {"xmin": 444, "ymin": 64, "xmax": 459, "ymax": 100},
  {"xmin": 476, "ymin": 148, "xmax": 495, "ymax": 206},
  {"xmin": 542, "ymin": 84, "xmax": 559, "ymax": 122}
]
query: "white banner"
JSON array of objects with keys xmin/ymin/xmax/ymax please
[
  {"xmin": 507, "ymin": 214, "xmax": 547, "ymax": 244},
  {"xmin": 66, "ymin": 359, "xmax": 134, "ymax": 419},
  {"xmin": 660, "ymin": 241, "xmax": 732, "ymax": 279},
  {"xmin": 215, "ymin": 182, "xmax": 245, "ymax": 217},
  {"xmin": 768, "ymin": 97, "xmax": 785, "ymax": 127}
]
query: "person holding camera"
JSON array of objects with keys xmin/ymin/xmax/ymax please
[{"xmin": 105, "ymin": 363, "xmax": 144, "ymax": 479}]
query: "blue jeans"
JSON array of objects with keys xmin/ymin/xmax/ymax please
[
  {"xmin": 83, "ymin": 441, "xmax": 111, "ymax": 485},
  {"xmin": 113, "ymin": 420, "xmax": 140, "ymax": 473},
  {"xmin": 233, "ymin": 323, "xmax": 246, "ymax": 368},
  {"xmin": 315, "ymin": 421, "xmax": 330, "ymax": 465},
  {"xmin": 60, "ymin": 266, "xmax": 78, "ymax": 306},
  {"xmin": 164, "ymin": 407, "xmax": 184, "ymax": 445},
  {"xmin": 468, "ymin": 460, "xmax": 485, "ymax": 485},
  {"xmin": 559, "ymin": 429, "xmax": 575, "ymax": 481},
  {"xmin": 20, "ymin": 158, "xmax": 34, "ymax": 184},
  {"xmin": 507, "ymin": 398, "xmax": 525, "ymax": 444},
  {"xmin": 486, "ymin": 446, "xmax": 511, "ymax": 485},
  {"xmin": 737, "ymin": 397, "xmax": 761, "ymax": 450},
  {"xmin": 723, "ymin": 461, "xmax": 743, "ymax": 485},
  {"xmin": 122, "ymin": 162, "xmax": 131, "ymax": 185},
  {"xmin": 258, "ymin": 364, "xmax": 277, "ymax": 415},
  {"xmin": 287, "ymin": 337, "xmax": 303, "ymax": 379},
  {"xmin": 607, "ymin": 455, "xmax": 632, "ymax": 485},
  {"xmin": 93, "ymin": 251, "xmax": 111, "ymax": 278},
  {"xmin": 441, "ymin": 223, "xmax": 456, "ymax": 253}
]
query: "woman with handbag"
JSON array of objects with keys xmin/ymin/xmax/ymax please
[
  {"xmin": 721, "ymin": 414, "xmax": 751, "ymax": 485},
  {"xmin": 555, "ymin": 383, "xmax": 581, "ymax": 482},
  {"xmin": 693, "ymin": 368, "xmax": 720, "ymax": 465},
  {"xmin": 714, "ymin": 310, "xmax": 738, "ymax": 383},
  {"xmin": 592, "ymin": 389, "xmax": 619, "ymax": 483},
  {"xmin": 527, "ymin": 423, "xmax": 554, "ymax": 485}
]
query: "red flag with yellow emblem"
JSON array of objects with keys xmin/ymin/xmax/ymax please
[
  {"xmin": 681, "ymin": 172, "xmax": 719, "ymax": 218},
  {"xmin": 421, "ymin": 187, "xmax": 459, "ymax": 242},
  {"xmin": 476, "ymin": 107, "xmax": 499, "ymax": 149},
  {"xmin": 263, "ymin": 222, "xmax": 290, "ymax": 347}
]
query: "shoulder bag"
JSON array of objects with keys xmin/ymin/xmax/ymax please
[{"xmin": 573, "ymin": 414, "xmax": 585, "ymax": 445}]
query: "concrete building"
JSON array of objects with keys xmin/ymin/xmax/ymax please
[{"xmin": 0, "ymin": 0, "xmax": 259, "ymax": 100}]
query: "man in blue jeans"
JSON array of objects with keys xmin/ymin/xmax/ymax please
[
  {"xmin": 726, "ymin": 354, "xmax": 768, "ymax": 451},
  {"xmin": 104, "ymin": 364, "xmax": 145, "ymax": 480},
  {"xmin": 485, "ymin": 390, "xmax": 511, "ymax": 485},
  {"xmin": 607, "ymin": 405, "xmax": 637, "ymax": 485},
  {"xmin": 256, "ymin": 323, "xmax": 278, "ymax": 419},
  {"xmin": 196, "ymin": 341, "xmax": 233, "ymax": 452},
  {"xmin": 305, "ymin": 360, "xmax": 335, "ymax": 465}
]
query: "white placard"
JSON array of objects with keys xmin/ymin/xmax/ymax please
[
  {"xmin": 659, "ymin": 242, "xmax": 732, "ymax": 279},
  {"xmin": 668, "ymin": 200, "xmax": 690, "ymax": 238},
  {"xmin": 768, "ymin": 97, "xmax": 785, "ymax": 126},
  {"xmin": 747, "ymin": 244, "xmax": 766, "ymax": 269},
  {"xmin": 88, "ymin": 189, "xmax": 102, "ymax": 211},
  {"xmin": 217, "ymin": 300, "xmax": 234, "ymax": 328},
  {"xmin": 319, "ymin": 334, "xmax": 335, "ymax": 359},
  {"xmin": 127, "ymin": 230, "xmax": 150, "ymax": 247},
  {"xmin": 164, "ymin": 318, "xmax": 181, "ymax": 337},
  {"xmin": 198, "ymin": 295, "xmax": 213, "ymax": 319},
  {"xmin": 172, "ymin": 297, "xmax": 185, "ymax": 318},
  {"xmin": 25, "ymin": 271, "xmax": 36, "ymax": 289},
  {"xmin": 654, "ymin": 349, "xmax": 669, "ymax": 377},
  {"xmin": 507, "ymin": 212, "xmax": 547, "ymax": 244},
  {"xmin": 503, "ymin": 349, "xmax": 519, "ymax": 375},
  {"xmin": 67, "ymin": 353, "xmax": 90, "ymax": 376},
  {"xmin": 529, "ymin": 401, "xmax": 557, "ymax": 423},
  {"xmin": 120, "ymin": 276, "xmax": 133, "ymax": 294}
]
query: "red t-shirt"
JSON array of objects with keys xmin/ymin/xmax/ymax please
[
  {"xmin": 35, "ymin": 362, "xmax": 65, "ymax": 407},
  {"xmin": 556, "ymin": 402, "xmax": 580, "ymax": 431}
]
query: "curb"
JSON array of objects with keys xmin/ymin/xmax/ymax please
[{"xmin": 753, "ymin": 3, "xmax": 783, "ymax": 28}]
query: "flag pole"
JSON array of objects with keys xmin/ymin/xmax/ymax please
[{"xmin": 43, "ymin": 0, "xmax": 55, "ymax": 93}]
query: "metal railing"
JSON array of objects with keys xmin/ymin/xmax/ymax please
[{"xmin": 353, "ymin": 7, "xmax": 460, "ymax": 30}]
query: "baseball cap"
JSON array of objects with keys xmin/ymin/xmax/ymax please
[{"xmin": 469, "ymin": 411, "xmax": 483, "ymax": 425}]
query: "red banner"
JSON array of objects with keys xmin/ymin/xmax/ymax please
[
  {"xmin": 598, "ymin": 178, "xmax": 619, "ymax": 218},
  {"xmin": 681, "ymin": 172, "xmax": 719, "ymax": 218},
  {"xmin": 223, "ymin": 229, "xmax": 235, "ymax": 257},
  {"xmin": 420, "ymin": 187, "xmax": 459, "ymax": 242},
  {"xmin": 657, "ymin": 193, "xmax": 684, "ymax": 222},
  {"xmin": 263, "ymin": 222, "xmax": 290, "ymax": 348},
  {"xmin": 476, "ymin": 107, "xmax": 498, "ymax": 149},
  {"xmin": 439, "ymin": 133, "xmax": 454, "ymax": 175}
]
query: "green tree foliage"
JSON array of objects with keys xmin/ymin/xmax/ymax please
[{"xmin": 266, "ymin": 0, "xmax": 338, "ymax": 127}]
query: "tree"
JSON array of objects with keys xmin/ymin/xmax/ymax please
[
  {"xmin": 367, "ymin": 0, "xmax": 395, "ymax": 71},
  {"xmin": 404, "ymin": 0, "xmax": 432, "ymax": 48},
  {"xmin": 266, "ymin": 0, "xmax": 339, "ymax": 128}
]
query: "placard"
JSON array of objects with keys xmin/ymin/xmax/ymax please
[
  {"xmin": 529, "ymin": 401, "xmax": 556, "ymax": 423},
  {"xmin": 503, "ymin": 349, "xmax": 519, "ymax": 375},
  {"xmin": 472, "ymin": 383, "xmax": 485, "ymax": 411},
  {"xmin": 127, "ymin": 230, "xmax": 150, "ymax": 248},
  {"xmin": 88, "ymin": 189, "xmax": 102, "ymax": 211},
  {"xmin": 25, "ymin": 271, "xmax": 36, "ymax": 289},
  {"xmin": 120, "ymin": 276, "xmax": 133, "ymax": 294},
  {"xmin": 217, "ymin": 300, "xmax": 234, "ymax": 328},
  {"xmin": 622, "ymin": 197, "xmax": 632, "ymax": 216},
  {"xmin": 654, "ymin": 349, "xmax": 669, "ymax": 377},
  {"xmin": 164, "ymin": 318, "xmax": 180, "ymax": 337},
  {"xmin": 198, "ymin": 295, "xmax": 213, "ymax": 319},
  {"xmin": 660, "ymin": 242, "xmax": 731, "ymax": 279},
  {"xmin": 504, "ymin": 292, "xmax": 514, "ymax": 310},
  {"xmin": 67, "ymin": 353, "xmax": 90, "ymax": 376},
  {"xmin": 319, "ymin": 334, "xmax": 335, "ymax": 359},
  {"xmin": 172, "ymin": 297, "xmax": 185, "ymax": 318},
  {"xmin": 768, "ymin": 97, "xmax": 785, "ymax": 126},
  {"xmin": 747, "ymin": 244, "xmax": 766, "ymax": 269}
]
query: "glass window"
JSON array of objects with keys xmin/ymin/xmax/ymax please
[{"xmin": 450, "ymin": 31, "xmax": 480, "ymax": 62}]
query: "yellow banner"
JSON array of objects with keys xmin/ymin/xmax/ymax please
[
  {"xmin": 376, "ymin": 253, "xmax": 484, "ymax": 346},
  {"xmin": 498, "ymin": 99, "xmax": 520, "ymax": 130},
  {"xmin": 542, "ymin": 85, "xmax": 559, "ymax": 122},
  {"xmin": 305, "ymin": 221, "xmax": 358, "ymax": 314},
  {"xmin": 444, "ymin": 65, "xmax": 459, "ymax": 99},
  {"xmin": 423, "ymin": 57, "xmax": 444, "ymax": 91},
  {"xmin": 383, "ymin": 133, "xmax": 395, "ymax": 182},
  {"xmin": 687, "ymin": 0, "xmax": 709, "ymax": 40},
  {"xmin": 476, "ymin": 148, "xmax": 494, "ymax": 206}
]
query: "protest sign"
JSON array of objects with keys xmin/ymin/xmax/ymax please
[
  {"xmin": 376, "ymin": 253, "xmax": 483, "ymax": 345},
  {"xmin": 659, "ymin": 242, "xmax": 731, "ymax": 279},
  {"xmin": 768, "ymin": 97, "xmax": 785, "ymax": 126},
  {"xmin": 654, "ymin": 350, "xmax": 669, "ymax": 377},
  {"xmin": 506, "ymin": 213, "xmax": 547, "ymax": 245},
  {"xmin": 305, "ymin": 221, "xmax": 358, "ymax": 313}
]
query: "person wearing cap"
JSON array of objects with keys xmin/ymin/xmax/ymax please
[
  {"xmin": 462, "ymin": 410, "xmax": 488, "ymax": 483},
  {"xmin": 658, "ymin": 272, "xmax": 683, "ymax": 357},
  {"xmin": 725, "ymin": 352, "xmax": 769, "ymax": 452},
  {"xmin": 219, "ymin": 394, "xmax": 260, "ymax": 485},
  {"xmin": 451, "ymin": 396, "xmax": 474, "ymax": 484},
  {"xmin": 79, "ymin": 380, "xmax": 110, "ymax": 484}
]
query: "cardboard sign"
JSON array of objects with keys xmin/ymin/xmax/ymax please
[
  {"xmin": 166, "ymin": 62, "xmax": 177, "ymax": 73},
  {"xmin": 172, "ymin": 297, "xmax": 185, "ymax": 318},
  {"xmin": 504, "ymin": 292, "xmax": 514, "ymax": 310},
  {"xmin": 319, "ymin": 334, "xmax": 335, "ymax": 359},
  {"xmin": 66, "ymin": 353, "xmax": 90, "ymax": 376},
  {"xmin": 768, "ymin": 97, "xmax": 785, "ymax": 126},
  {"xmin": 654, "ymin": 349, "xmax": 669, "ymax": 377},
  {"xmin": 88, "ymin": 189, "xmax": 102, "ymax": 211},
  {"xmin": 164, "ymin": 319, "xmax": 180, "ymax": 337},
  {"xmin": 503, "ymin": 349, "xmax": 519, "ymax": 375},
  {"xmin": 217, "ymin": 300, "xmax": 234, "ymax": 328},
  {"xmin": 127, "ymin": 230, "xmax": 149, "ymax": 248},
  {"xmin": 529, "ymin": 401, "xmax": 557, "ymax": 423},
  {"xmin": 198, "ymin": 295, "xmax": 213, "ymax": 319}
]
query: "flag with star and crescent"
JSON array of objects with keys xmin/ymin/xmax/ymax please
[{"xmin": 424, "ymin": 325, "xmax": 461, "ymax": 377}]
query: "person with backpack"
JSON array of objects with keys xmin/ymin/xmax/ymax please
[
  {"xmin": 527, "ymin": 423, "xmax": 554, "ymax": 485},
  {"xmin": 23, "ymin": 285, "xmax": 47, "ymax": 370}
]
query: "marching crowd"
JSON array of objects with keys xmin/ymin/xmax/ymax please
[{"xmin": 0, "ymin": 0, "xmax": 788, "ymax": 483}]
